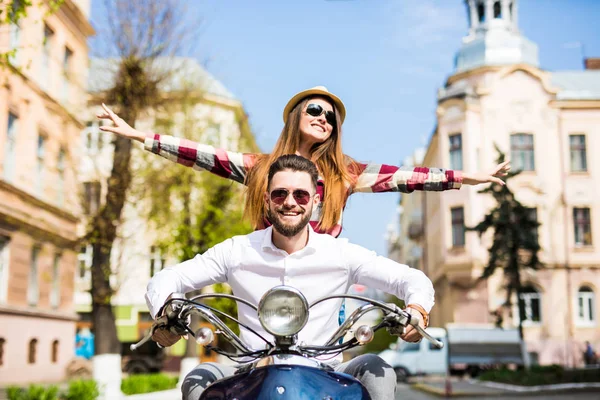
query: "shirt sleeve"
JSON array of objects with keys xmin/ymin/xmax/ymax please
[
  {"xmin": 351, "ymin": 162, "xmax": 462, "ymax": 194},
  {"xmin": 144, "ymin": 133, "xmax": 257, "ymax": 185},
  {"xmin": 145, "ymin": 238, "xmax": 234, "ymax": 319},
  {"xmin": 343, "ymin": 241, "xmax": 435, "ymax": 313}
]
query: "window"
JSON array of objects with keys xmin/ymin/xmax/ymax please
[
  {"xmin": 41, "ymin": 24, "xmax": 54, "ymax": 89},
  {"xmin": 569, "ymin": 135, "xmax": 587, "ymax": 172},
  {"xmin": 28, "ymin": 246, "xmax": 40, "ymax": 306},
  {"xmin": 577, "ymin": 286, "xmax": 595, "ymax": 325},
  {"xmin": 28, "ymin": 338, "xmax": 38, "ymax": 364},
  {"xmin": 493, "ymin": 1, "xmax": 502, "ymax": 18},
  {"xmin": 50, "ymin": 253, "xmax": 61, "ymax": 309},
  {"xmin": 518, "ymin": 286, "xmax": 541, "ymax": 323},
  {"xmin": 0, "ymin": 236, "xmax": 9, "ymax": 304},
  {"xmin": 573, "ymin": 207, "xmax": 592, "ymax": 246},
  {"xmin": 511, "ymin": 134, "xmax": 535, "ymax": 171},
  {"xmin": 0, "ymin": 338, "xmax": 4, "ymax": 366},
  {"xmin": 402, "ymin": 342, "xmax": 421, "ymax": 352},
  {"xmin": 51, "ymin": 340, "xmax": 59, "ymax": 363},
  {"xmin": 451, "ymin": 207, "xmax": 465, "ymax": 247},
  {"xmin": 36, "ymin": 135, "xmax": 46, "ymax": 197},
  {"xmin": 4, "ymin": 112, "xmax": 18, "ymax": 182},
  {"xmin": 477, "ymin": 3, "xmax": 485, "ymax": 22},
  {"xmin": 8, "ymin": 1, "xmax": 21, "ymax": 65},
  {"xmin": 149, "ymin": 246, "xmax": 165, "ymax": 277},
  {"xmin": 449, "ymin": 134, "xmax": 463, "ymax": 170},
  {"xmin": 83, "ymin": 182, "xmax": 101, "ymax": 215},
  {"xmin": 77, "ymin": 245, "xmax": 92, "ymax": 280},
  {"xmin": 526, "ymin": 207, "xmax": 539, "ymax": 244},
  {"xmin": 57, "ymin": 148, "xmax": 65, "ymax": 206},
  {"xmin": 62, "ymin": 47, "xmax": 73, "ymax": 102}
]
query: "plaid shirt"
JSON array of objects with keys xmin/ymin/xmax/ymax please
[{"xmin": 145, "ymin": 134, "xmax": 462, "ymax": 237}]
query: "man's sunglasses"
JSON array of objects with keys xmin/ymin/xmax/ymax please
[
  {"xmin": 305, "ymin": 103, "xmax": 336, "ymax": 127},
  {"xmin": 270, "ymin": 189, "xmax": 312, "ymax": 206}
]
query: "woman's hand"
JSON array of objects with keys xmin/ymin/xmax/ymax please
[
  {"xmin": 97, "ymin": 103, "xmax": 146, "ymax": 143},
  {"xmin": 462, "ymin": 160, "xmax": 511, "ymax": 186}
]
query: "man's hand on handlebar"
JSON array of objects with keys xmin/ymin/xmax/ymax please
[
  {"xmin": 152, "ymin": 325, "xmax": 183, "ymax": 347},
  {"xmin": 388, "ymin": 307, "xmax": 426, "ymax": 343}
]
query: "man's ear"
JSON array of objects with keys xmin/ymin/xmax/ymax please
[{"xmin": 313, "ymin": 192, "xmax": 320, "ymax": 206}]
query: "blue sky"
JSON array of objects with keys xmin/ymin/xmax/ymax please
[{"xmin": 91, "ymin": 0, "xmax": 600, "ymax": 256}]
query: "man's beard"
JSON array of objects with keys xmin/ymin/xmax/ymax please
[{"xmin": 267, "ymin": 207, "xmax": 312, "ymax": 237}]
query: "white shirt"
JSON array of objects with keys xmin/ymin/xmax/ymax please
[{"xmin": 145, "ymin": 226, "xmax": 435, "ymax": 357}]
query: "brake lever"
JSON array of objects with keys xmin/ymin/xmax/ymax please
[
  {"xmin": 130, "ymin": 315, "xmax": 168, "ymax": 351},
  {"xmin": 406, "ymin": 312, "xmax": 444, "ymax": 349}
]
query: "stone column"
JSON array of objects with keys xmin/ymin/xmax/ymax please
[{"xmin": 468, "ymin": 0, "xmax": 478, "ymax": 32}]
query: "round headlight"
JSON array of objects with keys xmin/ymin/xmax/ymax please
[{"xmin": 258, "ymin": 286, "xmax": 309, "ymax": 337}]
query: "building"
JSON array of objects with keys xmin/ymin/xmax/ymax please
[
  {"xmin": 409, "ymin": 0, "xmax": 600, "ymax": 367},
  {"xmin": 387, "ymin": 148, "xmax": 426, "ymax": 272},
  {"xmin": 0, "ymin": 0, "xmax": 93, "ymax": 385},
  {"xmin": 75, "ymin": 57, "xmax": 258, "ymax": 365}
]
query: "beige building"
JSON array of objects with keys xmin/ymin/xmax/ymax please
[
  {"xmin": 0, "ymin": 0, "xmax": 93, "ymax": 385},
  {"xmin": 410, "ymin": 0, "xmax": 600, "ymax": 367}
]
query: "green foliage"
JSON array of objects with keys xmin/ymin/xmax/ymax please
[
  {"xmin": 479, "ymin": 365, "xmax": 600, "ymax": 386},
  {"xmin": 121, "ymin": 374, "xmax": 178, "ymax": 395},
  {"xmin": 63, "ymin": 380, "xmax": 99, "ymax": 400},
  {"xmin": 467, "ymin": 146, "xmax": 543, "ymax": 337},
  {"xmin": 6, "ymin": 385, "xmax": 59, "ymax": 400},
  {"xmin": 7, "ymin": 381, "xmax": 98, "ymax": 400}
]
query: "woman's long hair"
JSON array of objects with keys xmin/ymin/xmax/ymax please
[{"xmin": 244, "ymin": 97, "xmax": 359, "ymax": 231}]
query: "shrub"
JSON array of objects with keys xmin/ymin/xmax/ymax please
[
  {"xmin": 6, "ymin": 381, "xmax": 98, "ymax": 400},
  {"xmin": 7, "ymin": 385, "xmax": 59, "ymax": 400},
  {"xmin": 121, "ymin": 373, "xmax": 178, "ymax": 395},
  {"xmin": 63, "ymin": 380, "xmax": 99, "ymax": 400}
]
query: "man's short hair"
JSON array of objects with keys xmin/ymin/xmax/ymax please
[{"xmin": 267, "ymin": 155, "xmax": 319, "ymax": 190}]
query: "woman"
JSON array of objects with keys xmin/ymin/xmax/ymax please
[{"xmin": 98, "ymin": 85, "xmax": 509, "ymax": 237}]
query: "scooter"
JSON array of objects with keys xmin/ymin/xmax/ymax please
[{"xmin": 132, "ymin": 286, "xmax": 443, "ymax": 399}]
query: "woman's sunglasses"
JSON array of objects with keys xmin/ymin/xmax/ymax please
[
  {"xmin": 270, "ymin": 189, "xmax": 312, "ymax": 206},
  {"xmin": 305, "ymin": 103, "xmax": 336, "ymax": 127}
]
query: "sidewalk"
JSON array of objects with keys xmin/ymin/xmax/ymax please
[
  {"xmin": 411, "ymin": 377, "xmax": 600, "ymax": 398},
  {"xmin": 125, "ymin": 389, "xmax": 180, "ymax": 400}
]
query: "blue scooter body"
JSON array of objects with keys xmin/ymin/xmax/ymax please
[{"xmin": 199, "ymin": 364, "xmax": 371, "ymax": 400}]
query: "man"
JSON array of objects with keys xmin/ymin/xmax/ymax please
[{"xmin": 146, "ymin": 154, "xmax": 435, "ymax": 399}]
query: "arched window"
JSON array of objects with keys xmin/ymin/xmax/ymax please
[
  {"xmin": 493, "ymin": 1, "xmax": 502, "ymax": 18},
  {"xmin": 518, "ymin": 286, "xmax": 541, "ymax": 323},
  {"xmin": 28, "ymin": 338, "xmax": 38, "ymax": 364},
  {"xmin": 577, "ymin": 286, "xmax": 596, "ymax": 324},
  {"xmin": 51, "ymin": 340, "xmax": 59, "ymax": 363},
  {"xmin": 0, "ymin": 338, "xmax": 5, "ymax": 366},
  {"xmin": 477, "ymin": 3, "xmax": 485, "ymax": 22}
]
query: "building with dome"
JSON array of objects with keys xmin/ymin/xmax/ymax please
[{"xmin": 404, "ymin": 0, "xmax": 600, "ymax": 366}]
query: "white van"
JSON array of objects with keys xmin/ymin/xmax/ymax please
[{"xmin": 378, "ymin": 325, "xmax": 527, "ymax": 381}]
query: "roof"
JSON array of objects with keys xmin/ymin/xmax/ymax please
[
  {"xmin": 551, "ymin": 70, "xmax": 600, "ymax": 100},
  {"xmin": 88, "ymin": 57, "xmax": 235, "ymax": 100}
]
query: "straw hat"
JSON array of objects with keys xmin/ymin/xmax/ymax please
[{"xmin": 283, "ymin": 86, "xmax": 346, "ymax": 124}]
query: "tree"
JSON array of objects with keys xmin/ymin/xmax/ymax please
[
  {"xmin": 132, "ymin": 79, "xmax": 258, "ymax": 356},
  {"xmin": 468, "ymin": 147, "xmax": 542, "ymax": 339},
  {"xmin": 85, "ymin": 0, "xmax": 198, "ymax": 355}
]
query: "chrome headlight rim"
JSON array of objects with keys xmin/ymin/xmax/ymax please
[{"xmin": 258, "ymin": 286, "xmax": 309, "ymax": 337}]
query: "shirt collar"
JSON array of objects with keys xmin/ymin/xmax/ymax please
[{"xmin": 261, "ymin": 224, "xmax": 319, "ymax": 254}]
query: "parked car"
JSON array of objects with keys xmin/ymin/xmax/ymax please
[{"xmin": 379, "ymin": 325, "xmax": 527, "ymax": 381}]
